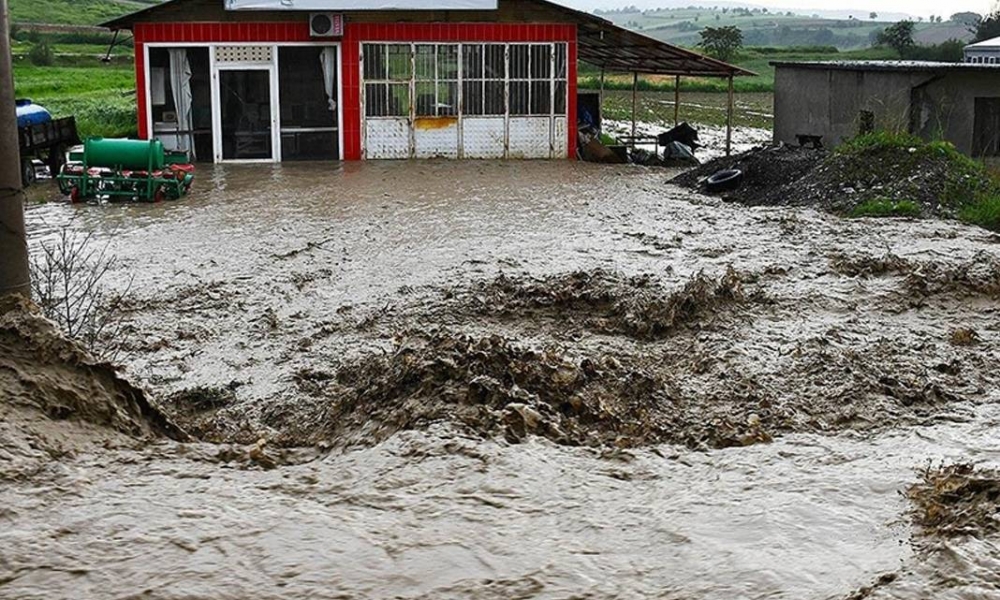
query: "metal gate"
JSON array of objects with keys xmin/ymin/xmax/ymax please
[{"xmin": 362, "ymin": 42, "xmax": 568, "ymax": 159}]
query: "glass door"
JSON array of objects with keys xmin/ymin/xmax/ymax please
[{"xmin": 217, "ymin": 69, "xmax": 276, "ymax": 161}]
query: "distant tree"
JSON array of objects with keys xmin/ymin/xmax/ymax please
[
  {"xmin": 917, "ymin": 16, "xmax": 924, "ymax": 22},
  {"xmin": 951, "ymin": 11, "xmax": 983, "ymax": 28},
  {"xmin": 876, "ymin": 20, "xmax": 916, "ymax": 56},
  {"xmin": 870, "ymin": 12, "xmax": 878, "ymax": 20},
  {"xmin": 697, "ymin": 25, "xmax": 743, "ymax": 61},
  {"xmin": 974, "ymin": 11, "xmax": 1000, "ymax": 41},
  {"xmin": 715, "ymin": 14, "xmax": 721, "ymax": 20}
]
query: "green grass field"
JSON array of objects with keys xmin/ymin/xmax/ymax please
[
  {"xmin": 9, "ymin": 0, "xmax": 159, "ymax": 26},
  {"xmin": 14, "ymin": 63, "xmax": 137, "ymax": 138}
]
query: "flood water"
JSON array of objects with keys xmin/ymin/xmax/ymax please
[{"xmin": 6, "ymin": 160, "xmax": 1000, "ymax": 599}]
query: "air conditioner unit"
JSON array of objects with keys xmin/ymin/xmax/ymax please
[{"xmin": 309, "ymin": 13, "xmax": 343, "ymax": 38}]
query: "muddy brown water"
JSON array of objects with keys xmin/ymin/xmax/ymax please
[{"xmin": 7, "ymin": 160, "xmax": 1000, "ymax": 598}]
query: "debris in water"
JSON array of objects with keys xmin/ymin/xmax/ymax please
[{"xmin": 908, "ymin": 463, "xmax": 1000, "ymax": 539}]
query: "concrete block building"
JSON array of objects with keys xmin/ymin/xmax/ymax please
[{"xmin": 772, "ymin": 61, "xmax": 1000, "ymax": 156}]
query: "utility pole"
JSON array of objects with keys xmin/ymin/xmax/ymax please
[{"xmin": 0, "ymin": 0, "xmax": 30, "ymax": 298}]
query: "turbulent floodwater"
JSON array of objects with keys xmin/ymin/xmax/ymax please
[{"xmin": 6, "ymin": 160, "xmax": 1000, "ymax": 599}]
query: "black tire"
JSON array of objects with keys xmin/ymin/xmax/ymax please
[
  {"xmin": 21, "ymin": 160, "xmax": 35, "ymax": 187},
  {"xmin": 705, "ymin": 169, "xmax": 743, "ymax": 193}
]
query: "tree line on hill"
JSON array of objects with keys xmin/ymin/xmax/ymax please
[{"xmin": 692, "ymin": 10, "xmax": 1000, "ymax": 63}]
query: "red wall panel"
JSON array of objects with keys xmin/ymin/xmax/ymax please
[{"xmin": 133, "ymin": 21, "xmax": 578, "ymax": 160}]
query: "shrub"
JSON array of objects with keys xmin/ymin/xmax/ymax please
[
  {"xmin": 959, "ymin": 195, "xmax": 1000, "ymax": 231},
  {"xmin": 30, "ymin": 228, "xmax": 134, "ymax": 361},
  {"xmin": 27, "ymin": 40, "xmax": 54, "ymax": 66},
  {"xmin": 849, "ymin": 198, "xmax": 921, "ymax": 218}
]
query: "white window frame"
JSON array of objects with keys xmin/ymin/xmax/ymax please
[{"xmin": 143, "ymin": 41, "xmax": 344, "ymax": 164}]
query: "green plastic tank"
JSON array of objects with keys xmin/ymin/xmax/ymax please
[{"xmin": 84, "ymin": 137, "xmax": 166, "ymax": 170}]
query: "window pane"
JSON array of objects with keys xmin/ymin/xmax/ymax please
[
  {"xmin": 530, "ymin": 44, "xmax": 551, "ymax": 79},
  {"xmin": 485, "ymin": 44, "xmax": 505, "ymax": 80},
  {"xmin": 438, "ymin": 82, "xmax": 458, "ymax": 116},
  {"xmin": 363, "ymin": 44, "xmax": 386, "ymax": 80},
  {"xmin": 510, "ymin": 45, "xmax": 529, "ymax": 79},
  {"xmin": 365, "ymin": 83, "xmax": 387, "ymax": 117},
  {"xmin": 555, "ymin": 43, "xmax": 567, "ymax": 79},
  {"xmin": 463, "ymin": 44, "xmax": 483, "ymax": 79},
  {"xmin": 485, "ymin": 80, "xmax": 505, "ymax": 115},
  {"xmin": 415, "ymin": 81, "xmax": 435, "ymax": 116},
  {"xmin": 530, "ymin": 81, "xmax": 551, "ymax": 115},
  {"xmin": 438, "ymin": 45, "xmax": 459, "ymax": 80},
  {"xmin": 554, "ymin": 81, "xmax": 567, "ymax": 114},
  {"xmin": 462, "ymin": 80, "xmax": 483, "ymax": 115},
  {"xmin": 388, "ymin": 83, "xmax": 410, "ymax": 116},
  {"xmin": 387, "ymin": 45, "xmax": 411, "ymax": 81},
  {"xmin": 415, "ymin": 44, "xmax": 435, "ymax": 80},
  {"xmin": 510, "ymin": 81, "xmax": 529, "ymax": 115}
]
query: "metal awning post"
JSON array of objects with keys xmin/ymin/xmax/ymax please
[
  {"xmin": 674, "ymin": 75, "xmax": 680, "ymax": 126},
  {"xmin": 599, "ymin": 67, "xmax": 605, "ymax": 106},
  {"xmin": 631, "ymin": 71, "xmax": 638, "ymax": 140},
  {"xmin": 726, "ymin": 74, "xmax": 734, "ymax": 157}
]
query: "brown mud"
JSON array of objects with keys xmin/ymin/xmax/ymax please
[{"xmin": 8, "ymin": 161, "xmax": 1000, "ymax": 599}]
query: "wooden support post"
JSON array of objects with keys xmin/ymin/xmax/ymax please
[
  {"xmin": 726, "ymin": 74, "xmax": 734, "ymax": 157},
  {"xmin": 674, "ymin": 75, "xmax": 680, "ymax": 126},
  {"xmin": 599, "ymin": 68, "xmax": 605, "ymax": 107},
  {"xmin": 0, "ymin": 0, "xmax": 30, "ymax": 298},
  {"xmin": 631, "ymin": 72, "xmax": 638, "ymax": 140}
]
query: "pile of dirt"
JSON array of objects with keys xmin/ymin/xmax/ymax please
[
  {"xmin": 672, "ymin": 140, "xmax": 992, "ymax": 218},
  {"xmin": 460, "ymin": 267, "xmax": 760, "ymax": 340},
  {"xmin": 0, "ymin": 295, "xmax": 185, "ymax": 440},
  {"xmin": 908, "ymin": 463, "xmax": 1000, "ymax": 539},
  {"xmin": 671, "ymin": 145, "xmax": 826, "ymax": 207}
]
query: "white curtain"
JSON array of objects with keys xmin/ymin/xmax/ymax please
[
  {"xmin": 319, "ymin": 47, "xmax": 337, "ymax": 113},
  {"xmin": 168, "ymin": 48, "xmax": 195, "ymax": 160}
]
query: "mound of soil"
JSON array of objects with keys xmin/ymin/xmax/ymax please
[
  {"xmin": 671, "ymin": 145, "xmax": 825, "ymax": 207},
  {"xmin": 461, "ymin": 267, "xmax": 760, "ymax": 340},
  {"xmin": 672, "ymin": 142, "xmax": 990, "ymax": 218},
  {"xmin": 0, "ymin": 295, "xmax": 185, "ymax": 440},
  {"xmin": 908, "ymin": 463, "xmax": 1000, "ymax": 539}
]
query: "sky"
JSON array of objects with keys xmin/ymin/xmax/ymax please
[{"xmin": 555, "ymin": 0, "xmax": 996, "ymax": 19}]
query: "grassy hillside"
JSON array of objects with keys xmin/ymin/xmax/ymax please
[
  {"xmin": 9, "ymin": 0, "xmax": 160, "ymax": 26},
  {"xmin": 599, "ymin": 7, "xmax": 972, "ymax": 50}
]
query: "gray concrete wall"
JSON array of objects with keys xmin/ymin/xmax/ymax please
[
  {"xmin": 774, "ymin": 66, "xmax": 928, "ymax": 148},
  {"xmin": 920, "ymin": 72, "xmax": 1000, "ymax": 154},
  {"xmin": 775, "ymin": 66, "xmax": 1000, "ymax": 154}
]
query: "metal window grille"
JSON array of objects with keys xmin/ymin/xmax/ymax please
[
  {"xmin": 364, "ymin": 42, "xmax": 568, "ymax": 119},
  {"xmin": 363, "ymin": 43, "xmax": 411, "ymax": 117},
  {"xmin": 461, "ymin": 44, "xmax": 506, "ymax": 116}
]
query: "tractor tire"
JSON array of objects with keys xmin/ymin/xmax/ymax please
[
  {"xmin": 705, "ymin": 169, "xmax": 744, "ymax": 193},
  {"xmin": 21, "ymin": 160, "xmax": 35, "ymax": 187}
]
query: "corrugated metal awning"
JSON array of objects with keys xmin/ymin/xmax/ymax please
[{"xmin": 565, "ymin": 8, "xmax": 754, "ymax": 77}]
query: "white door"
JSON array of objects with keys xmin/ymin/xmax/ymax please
[{"xmin": 211, "ymin": 46, "xmax": 279, "ymax": 163}]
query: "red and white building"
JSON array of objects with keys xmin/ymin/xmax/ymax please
[{"xmin": 103, "ymin": 0, "xmax": 746, "ymax": 163}]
